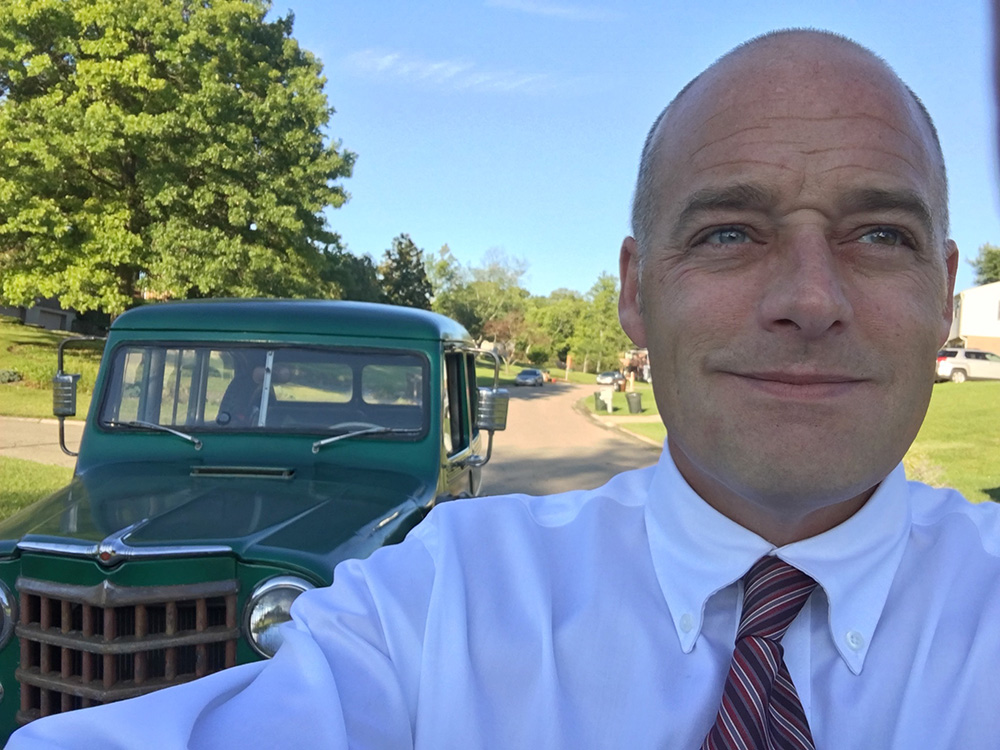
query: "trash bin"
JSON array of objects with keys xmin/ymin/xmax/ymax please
[
  {"xmin": 625, "ymin": 391, "xmax": 642, "ymax": 414},
  {"xmin": 594, "ymin": 388, "xmax": 613, "ymax": 413}
]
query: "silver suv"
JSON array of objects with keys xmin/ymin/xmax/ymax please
[{"xmin": 935, "ymin": 348, "xmax": 1000, "ymax": 383}]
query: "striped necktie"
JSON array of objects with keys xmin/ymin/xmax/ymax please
[{"xmin": 701, "ymin": 556, "xmax": 819, "ymax": 750}]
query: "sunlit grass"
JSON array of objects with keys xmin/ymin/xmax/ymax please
[
  {"xmin": 0, "ymin": 456, "xmax": 72, "ymax": 520},
  {"xmin": 906, "ymin": 381, "xmax": 1000, "ymax": 503},
  {"xmin": 0, "ymin": 316, "xmax": 101, "ymax": 420}
]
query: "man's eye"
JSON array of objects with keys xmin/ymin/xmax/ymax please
[
  {"xmin": 858, "ymin": 227, "xmax": 909, "ymax": 246},
  {"xmin": 704, "ymin": 227, "xmax": 750, "ymax": 245}
]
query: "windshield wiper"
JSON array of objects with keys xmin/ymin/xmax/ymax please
[
  {"xmin": 311, "ymin": 423, "xmax": 415, "ymax": 454},
  {"xmin": 105, "ymin": 420, "xmax": 203, "ymax": 450}
]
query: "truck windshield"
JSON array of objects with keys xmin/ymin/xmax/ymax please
[{"xmin": 98, "ymin": 344, "xmax": 427, "ymax": 437}]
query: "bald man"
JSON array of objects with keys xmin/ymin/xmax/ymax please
[{"xmin": 10, "ymin": 30, "xmax": 998, "ymax": 750}]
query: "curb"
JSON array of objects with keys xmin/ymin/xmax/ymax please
[
  {"xmin": 2, "ymin": 416, "xmax": 79, "ymax": 426},
  {"xmin": 571, "ymin": 397, "xmax": 664, "ymax": 449}
]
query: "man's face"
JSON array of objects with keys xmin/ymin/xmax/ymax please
[{"xmin": 619, "ymin": 39, "xmax": 957, "ymax": 523}]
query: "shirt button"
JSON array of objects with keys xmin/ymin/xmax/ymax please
[
  {"xmin": 846, "ymin": 630, "xmax": 865, "ymax": 651},
  {"xmin": 680, "ymin": 614, "xmax": 694, "ymax": 633}
]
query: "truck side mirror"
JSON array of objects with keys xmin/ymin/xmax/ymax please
[
  {"xmin": 460, "ymin": 349, "xmax": 509, "ymax": 468},
  {"xmin": 53, "ymin": 336, "xmax": 106, "ymax": 457},
  {"xmin": 475, "ymin": 387, "xmax": 509, "ymax": 432},
  {"xmin": 52, "ymin": 373, "xmax": 81, "ymax": 418}
]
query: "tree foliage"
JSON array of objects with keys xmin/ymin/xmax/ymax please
[
  {"xmin": 531, "ymin": 288, "xmax": 585, "ymax": 363},
  {"xmin": 426, "ymin": 247, "xmax": 629, "ymax": 370},
  {"xmin": 0, "ymin": 0, "xmax": 353, "ymax": 315},
  {"xmin": 378, "ymin": 234, "xmax": 432, "ymax": 310},
  {"xmin": 571, "ymin": 273, "xmax": 630, "ymax": 373},
  {"xmin": 320, "ymin": 247, "xmax": 383, "ymax": 303},
  {"xmin": 970, "ymin": 243, "xmax": 1000, "ymax": 286},
  {"xmin": 427, "ymin": 247, "xmax": 529, "ymax": 347}
]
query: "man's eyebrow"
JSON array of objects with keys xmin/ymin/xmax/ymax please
[
  {"xmin": 672, "ymin": 183, "xmax": 777, "ymax": 238},
  {"xmin": 836, "ymin": 188, "xmax": 935, "ymax": 238}
]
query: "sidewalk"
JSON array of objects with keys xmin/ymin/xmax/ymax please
[
  {"xmin": 573, "ymin": 399, "xmax": 665, "ymax": 448},
  {"xmin": 0, "ymin": 417, "xmax": 82, "ymax": 468}
]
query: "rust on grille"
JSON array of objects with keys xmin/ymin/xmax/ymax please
[{"xmin": 15, "ymin": 577, "xmax": 239, "ymax": 726}]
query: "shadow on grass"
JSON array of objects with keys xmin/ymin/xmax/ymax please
[{"xmin": 984, "ymin": 487, "xmax": 1000, "ymax": 503}]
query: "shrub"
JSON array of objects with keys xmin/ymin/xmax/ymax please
[{"xmin": 0, "ymin": 370, "xmax": 22, "ymax": 384}]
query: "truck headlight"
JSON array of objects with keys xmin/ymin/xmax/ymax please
[
  {"xmin": 0, "ymin": 580, "xmax": 15, "ymax": 650},
  {"xmin": 244, "ymin": 576, "xmax": 314, "ymax": 658}
]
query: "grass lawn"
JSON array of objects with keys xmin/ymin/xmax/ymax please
[
  {"xmin": 0, "ymin": 316, "xmax": 101, "ymax": 420},
  {"xmin": 619, "ymin": 421, "xmax": 667, "ymax": 444},
  {"xmin": 906, "ymin": 381, "xmax": 1000, "ymax": 503},
  {"xmin": 0, "ymin": 456, "xmax": 72, "ymax": 520}
]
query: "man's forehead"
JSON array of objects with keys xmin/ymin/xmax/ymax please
[
  {"xmin": 670, "ymin": 36, "xmax": 912, "ymax": 133},
  {"xmin": 655, "ymin": 37, "xmax": 942, "ymax": 210},
  {"xmin": 631, "ymin": 30, "xmax": 950, "ymax": 249}
]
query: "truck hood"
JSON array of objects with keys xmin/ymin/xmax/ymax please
[{"xmin": 0, "ymin": 462, "xmax": 435, "ymax": 573}]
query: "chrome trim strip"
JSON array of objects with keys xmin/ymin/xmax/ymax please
[{"xmin": 17, "ymin": 518, "xmax": 232, "ymax": 566}]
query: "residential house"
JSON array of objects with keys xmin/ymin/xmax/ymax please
[{"xmin": 948, "ymin": 280, "xmax": 1000, "ymax": 353}]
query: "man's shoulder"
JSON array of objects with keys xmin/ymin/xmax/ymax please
[
  {"xmin": 908, "ymin": 480, "xmax": 1000, "ymax": 557},
  {"xmin": 413, "ymin": 463, "xmax": 660, "ymax": 541}
]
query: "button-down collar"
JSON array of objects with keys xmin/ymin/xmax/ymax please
[{"xmin": 645, "ymin": 450, "xmax": 911, "ymax": 674}]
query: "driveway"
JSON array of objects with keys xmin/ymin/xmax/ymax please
[
  {"xmin": 481, "ymin": 381, "xmax": 661, "ymax": 497},
  {"xmin": 0, "ymin": 417, "xmax": 82, "ymax": 468}
]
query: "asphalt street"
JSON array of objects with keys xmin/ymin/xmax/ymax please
[{"xmin": 0, "ymin": 417, "xmax": 82, "ymax": 468}]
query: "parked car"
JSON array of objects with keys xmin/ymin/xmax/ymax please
[
  {"xmin": 0, "ymin": 299, "xmax": 510, "ymax": 742},
  {"xmin": 514, "ymin": 368, "xmax": 545, "ymax": 387},
  {"xmin": 935, "ymin": 348, "xmax": 1000, "ymax": 383},
  {"xmin": 595, "ymin": 371, "xmax": 625, "ymax": 385}
]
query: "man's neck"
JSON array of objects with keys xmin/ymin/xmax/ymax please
[{"xmin": 667, "ymin": 439, "xmax": 877, "ymax": 546}]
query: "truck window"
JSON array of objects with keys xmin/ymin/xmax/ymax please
[
  {"xmin": 443, "ymin": 352, "xmax": 471, "ymax": 456},
  {"xmin": 100, "ymin": 344, "xmax": 428, "ymax": 437}
]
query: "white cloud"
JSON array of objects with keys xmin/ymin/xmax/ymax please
[
  {"xmin": 345, "ymin": 49, "xmax": 560, "ymax": 95},
  {"xmin": 484, "ymin": 0, "xmax": 619, "ymax": 22}
]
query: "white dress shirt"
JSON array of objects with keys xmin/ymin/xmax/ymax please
[{"xmin": 10, "ymin": 447, "xmax": 1000, "ymax": 749}]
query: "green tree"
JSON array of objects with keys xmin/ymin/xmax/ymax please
[
  {"xmin": 531, "ymin": 288, "xmax": 585, "ymax": 363},
  {"xmin": 427, "ymin": 247, "xmax": 530, "ymax": 345},
  {"xmin": 426, "ymin": 244, "xmax": 462, "ymax": 303},
  {"xmin": 378, "ymin": 234, "xmax": 432, "ymax": 310},
  {"xmin": 970, "ymin": 243, "xmax": 1000, "ymax": 286},
  {"xmin": 0, "ymin": 0, "xmax": 353, "ymax": 315},
  {"xmin": 320, "ymin": 248, "xmax": 383, "ymax": 303},
  {"xmin": 571, "ymin": 273, "xmax": 630, "ymax": 373}
]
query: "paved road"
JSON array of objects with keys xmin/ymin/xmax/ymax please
[
  {"xmin": 0, "ymin": 417, "xmax": 82, "ymax": 468},
  {"xmin": 0, "ymin": 384, "xmax": 664, "ymax": 496},
  {"xmin": 480, "ymin": 381, "xmax": 661, "ymax": 497}
]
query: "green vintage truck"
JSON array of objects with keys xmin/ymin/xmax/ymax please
[{"xmin": 0, "ymin": 299, "xmax": 508, "ymax": 742}]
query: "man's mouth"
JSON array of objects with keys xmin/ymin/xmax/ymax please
[{"xmin": 726, "ymin": 370, "xmax": 868, "ymax": 398}]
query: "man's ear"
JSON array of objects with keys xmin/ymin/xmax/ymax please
[
  {"xmin": 940, "ymin": 240, "xmax": 959, "ymax": 345},
  {"xmin": 619, "ymin": 236, "xmax": 647, "ymax": 347}
]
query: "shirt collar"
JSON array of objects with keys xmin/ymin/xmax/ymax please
[{"xmin": 644, "ymin": 449, "xmax": 911, "ymax": 674}]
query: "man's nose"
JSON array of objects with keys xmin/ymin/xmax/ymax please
[{"xmin": 757, "ymin": 232, "xmax": 854, "ymax": 339}]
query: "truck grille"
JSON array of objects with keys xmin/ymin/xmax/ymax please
[{"xmin": 15, "ymin": 577, "xmax": 239, "ymax": 725}]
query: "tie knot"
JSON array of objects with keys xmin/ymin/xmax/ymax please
[{"xmin": 737, "ymin": 556, "xmax": 817, "ymax": 642}]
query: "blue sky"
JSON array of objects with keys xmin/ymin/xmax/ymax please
[{"xmin": 267, "ymin": 0, "xmax": 996, "ymax": 297}]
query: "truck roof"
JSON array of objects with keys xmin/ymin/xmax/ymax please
[{"xmin": 111, "ymin": 299, "xmax": 474, "ymax": 343}]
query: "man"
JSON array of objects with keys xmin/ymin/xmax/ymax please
[{"xmin": 11, "ymin": 29, "xmax": 999, "ymax": 750}]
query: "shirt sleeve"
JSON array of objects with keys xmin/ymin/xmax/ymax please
[{"xmin": 6, "ymin": 532, "xmax": 438, "ymax": 750}]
